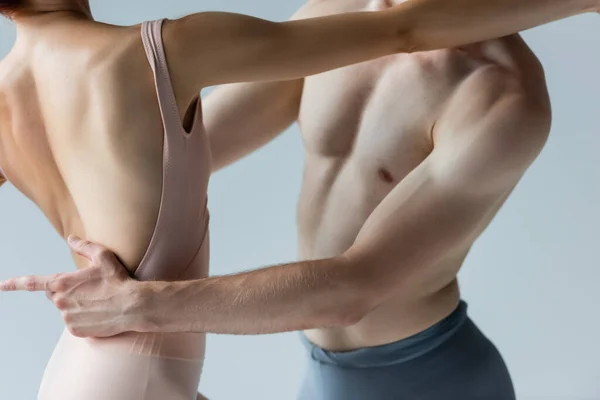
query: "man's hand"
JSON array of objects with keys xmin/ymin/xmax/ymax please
[{"xmin": 0, "ymin": 236, "xmax": 141, "ymax": 338}]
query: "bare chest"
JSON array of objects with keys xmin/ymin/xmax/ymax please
[{"xmin": 298, "ymin": 52, "xmax": 474, "ymax": 183}]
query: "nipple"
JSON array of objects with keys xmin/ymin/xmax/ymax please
[
  {"xmin": 366, "ymin": 0, "xmax": 396, "ymax": 11},
  {"xmin": 378, "ymin": 168, "xmax": 394, "ymax": 184}
]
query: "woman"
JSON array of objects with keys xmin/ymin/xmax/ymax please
[{"xmin": 0, "ymin": 1, "xmax": 597, "ymax": 399}]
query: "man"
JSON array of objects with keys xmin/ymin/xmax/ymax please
[{"xmin": 1, "ymin": 0, "xmax": 597, "ymax": 399}]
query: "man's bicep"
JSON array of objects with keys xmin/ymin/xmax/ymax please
[
  {"xmin": 347, "ymin": 159, "xmax": 503, "ymax": 284},
  {"xmin": 204, "ymin": 80, "xmax": 302, "ymax": 172}
]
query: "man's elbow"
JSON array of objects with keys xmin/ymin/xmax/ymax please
[
  {"xmin": 323, "ymin": 255, "xmax": 387, "ymax": 328},
  {"xmin": 329, "ymin": 294, "xmax": 373, "ymax": 328}
]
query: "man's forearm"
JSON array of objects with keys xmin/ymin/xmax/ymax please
[
  {"xmin": 396, "ymin": 0, "xmax": 596, "ymax": 52},
  {"xmin": 139, "ymin": 256, "xmax": 371, "ymax": 334}
]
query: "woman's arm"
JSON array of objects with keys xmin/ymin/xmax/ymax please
[
  {"xmin": 389, "ymin": 0, "xmax": 597, "ymax": 52},
  {"xmin": 164, "ymin": 10, "xmax": 404, "ymax": 90},
  {"xmin": 165, "ymin": 0, "xmax": 597, "ymax": 92},
  {"xmin": 198, "ymin": 0, "xmax": 595, "ymax": 172}
]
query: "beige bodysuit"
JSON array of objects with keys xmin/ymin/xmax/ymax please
[{"xmin": 36, "ymin": 19, "xmax": 211, "ymax": 400}]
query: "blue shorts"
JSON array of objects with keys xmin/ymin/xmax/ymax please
[{"xmin": 298, "ymin": 301, "xmax": 515, "ymax": 400}]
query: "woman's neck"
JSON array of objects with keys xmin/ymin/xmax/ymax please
[
  {"xmin": 14, "ymin": 0, "xmax": 91, "ymax": 20},
  {"xmin": 13, "ymin": 5, "xmax": 94, "ymax": 46}
]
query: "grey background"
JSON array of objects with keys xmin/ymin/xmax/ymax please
[{"xmin": 1, "ymin": 1, "xmax": 599, "ymax": 399}]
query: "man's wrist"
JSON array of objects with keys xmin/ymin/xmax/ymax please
[{"xmin": 128, "ymin": 280, "xmax": 184, "ymax": 333}]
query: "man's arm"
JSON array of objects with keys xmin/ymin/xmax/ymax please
[
  {"xmin": 137, "ymin": 67, "xmax": 551, "ymax": 335},
  {"xmin": 2, "ymin": 65, "xmax": 552, "ymax": 337}
]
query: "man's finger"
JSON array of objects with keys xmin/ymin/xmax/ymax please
[
  {"xmin": 45, "ymin": 269, "xmax": 94, "ymax": 292},
  {"xmin": 68, "ymin": 235, "xmax": 108, "ymax": 261},
  {"xmin": 0, "ymin": 275, "xmax": 54, "ymax": 292}
]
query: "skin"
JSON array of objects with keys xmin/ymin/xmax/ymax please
[
  {"xmin": 0, "ymin": 3, "xmax": 461, "ymax": 277},
  {"xmin": 30, "ymin": 10, "xmax": 554, "ymax": 350},
  {"xmin": 0, "ymin": 2, "xmax": 562, "ymax": 398},
  {"xmin": 0, "ymin": 0, "xmax": 596, "ymax": 346}
]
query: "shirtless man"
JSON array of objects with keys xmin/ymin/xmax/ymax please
[
  {"xmin": 199, "ymin": 4, "xmax": 552, "ymax": 398},
  {"xmin": 2, "ymin": 0, "xmax": 597, "ymax": 399}
]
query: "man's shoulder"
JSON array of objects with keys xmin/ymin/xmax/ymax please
[
  {"xmin": 473, "ymin": 35, "xmax": 549, "ymax": 104},
  {"xmin": 436, "ymin": 55, "xmax": 551, "ymax": 161},
  {"xmin": 457, "ymin": 54, "xmax": 550, "ymax": 125}
]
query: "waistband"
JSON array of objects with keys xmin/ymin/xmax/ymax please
[{"xmin": 300, "ymin": 300, "xmax": 468, "ymax": 368}]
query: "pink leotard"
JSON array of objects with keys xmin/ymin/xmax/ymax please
[{"xmin": 37, "ymin": 19, "xmax": 211, "ymax": 400}]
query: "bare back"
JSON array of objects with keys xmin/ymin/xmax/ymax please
[
  {"xmin": 291, "ymin": 0, "xmax": 550, "ymax": 350},
  {"xmin": 0, "ymin": 15, "xmax": 199, "ymax": 272},
  {"xmin": 0, "ymin": 15, "xmax": 215, "ymax": 399}
]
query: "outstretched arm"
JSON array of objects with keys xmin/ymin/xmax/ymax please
[
  {"xmin": 167, "ymin": 0, "xmax": 597, "ymax": 98},
  {"xmin": 166, "ymin": 10, "xmax": 406, "ymax": 93},
  {"xmin": 1, "ymin": 66, "xmax": 551, "ymax": 337},
  {"xmin": 391, "ymin": 0, "xmax": 597, "ymax": 52}
]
